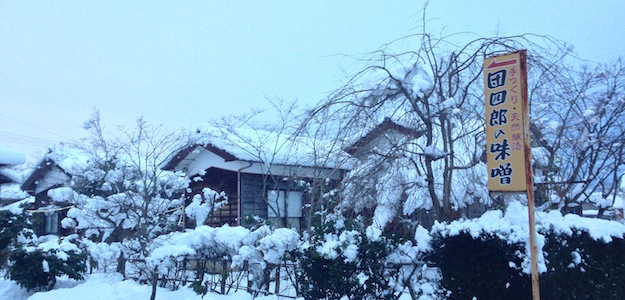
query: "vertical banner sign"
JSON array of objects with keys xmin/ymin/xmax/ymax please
[
  {"xmin": 484, "ymin": 50, "xmax": 541, "ymax": 300},
  {"xmin": 484, "ymin": 51, "xmax": 528, "ymax": 192}
]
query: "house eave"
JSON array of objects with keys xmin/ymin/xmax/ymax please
[{"xmin": 345, "ymin": 117, "xmax": 424, "ymax": 156}]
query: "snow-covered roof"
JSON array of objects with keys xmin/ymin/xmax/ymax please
[
  {"xmin": 21, "ymin": 145, "xmax": 91, "ymax": 193},
  {"xmin": 0, "ymin": 183, "xmax": 28, "ymax": 200},
  {"xmin": 165, "ymin": 123, "xmax": 349, "ymax": 170},
  {"xmin": 345, "ymin": 118, "xmax": 424, "ymax": 156},
  {"xmin": 0, "ymin": 146, "xmax": 25, "ymax": 184},
  {"xmin": 43, "ymin": 145, "xmax": 92, "ymax": 175},
  {"xmin": 0, "ymin": 146, "xmax": 26, "ymax": 166},
  {"xmin": 0, "ymin": 196, "xmax": 33, "ymax": 214},
  {"xmin": 0, "ymin": 168, "xmax": 22, "ymax": 184}
]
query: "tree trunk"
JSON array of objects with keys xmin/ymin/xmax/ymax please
[
  {"xmin": 597, "ymin": 207, "xmax": 606, "ymax": 219},
  {"xmin": 263, "ymin": 266, "xmax": 271, "ymax": 295},
  {"xmin": 150, "ymin": 267, "xmax": 158, "ymax": 300},
  {"xmin": 117, "ymin": 252, "xmax": 126, "ymax": 278},
  {"xmin": 220, "ymin": 260, "xmax": 228, "ymax": 294},
  {"xmin": 245, "ymin": 261, "xmax": 253, "ymax": 293},
  {"xmin": 47, "ymin": 274, "xmax": 57, "ymax": 291},
  {"xmin": 274, "ymin": 266, "xmax": 281, "ymax": 295}
]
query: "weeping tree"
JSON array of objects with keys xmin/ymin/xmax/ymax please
[
  {"xmin": 530, "ymin": 58, "xmax": 625, "ymax": 216},
  {"xmin": 293, "ymin": 28, "xmax": 602, "ymax": 298},
  {"xmin": 299, "ymin": 24, "xmax": 575, "ymax": 235}
]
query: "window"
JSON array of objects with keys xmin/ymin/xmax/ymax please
[
  {"xmin": 44, "ymin": 211, "xmax": 59, "ymax": 235},
  {"xmin": 267, "ymin": 190, "xmax": 303, "ymax": 230},
  {"xmin": 267, "ymin": 190, "xmax": 302, "ymax": 218}
]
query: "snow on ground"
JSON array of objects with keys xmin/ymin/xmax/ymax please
[
  {"xmin": 0, "ymin": 273, "xmax": 289, "ymax": 300},
  {"xmin": 0, "ymin": 272, "xmax": 419, "ymax": 300},
  {"xmin": 5, "ymin": 201, "xmax": 622, "ymax": 299}
]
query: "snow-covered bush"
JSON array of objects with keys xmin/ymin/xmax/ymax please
[
  {"xmin": 294, "ymin": 215, "xmax": 422, "ymax": 300},
  {"xmin": 148, "ymin": 225, "xmax": 250, "ymax": 293},
  {"xmin": 7, "ymin": 235, "xmax": 86, "ymax": 291},
  {"xmin": 185, "ymin": 188, "xmax": 228, "ymax": 227},
  {"xmin": 82, "ymin": 240, "xmax": 122, "ymax": 274},
  {"xmin": 147, "ymin": 225, "xmax": 302, "ymax": 297},
  {"xmin": 431, "ymin": 230, "xmax": 530, "ymax": 299},
  {"xmin": 0, "ymin": 210, "xmax": 32, "ymax": 270},
  {"xmin": 539, "ymin": 228, "xmax": 625, "ymax": 298},
  {"xmin": 232, "ymin": 226, "xmax": 300, "ymax": 296},
  {"xmin": 389, "ymin": 226, "xmax": 443, "ymax": 300},
  {"xmin": 430, "ymin": 201, "xmax": 625, "ymax": 299}
]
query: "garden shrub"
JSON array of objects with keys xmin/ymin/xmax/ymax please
[
  {"xmin": 540, "ymin": 230, "xmax": 625, "ymax": 299},
  {"xmin": 0, "ymin": 210, "xmax": 32, "ymax": 269},
  {"xmin": 431, "ymin": 232, "xmax": 531, "ymax": 300},
  {"xmin": 430, "ymin": 203, "xmax": 625, "ymax": 300},
  {"xmin": 8, "ymin": 235, "xmax": 86, "ymax": 291},
  {"xmin": 295, "ymin": 218, "xmax": 404, "ymax": 300},
  {"xmin": 297, "ymin": 245, "xmax": 358, "ymax": 300}
]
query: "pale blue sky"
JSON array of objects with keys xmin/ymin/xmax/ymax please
[{"xmin": 2, "ymin": 1, "xmax": 624, "ymax": 157}]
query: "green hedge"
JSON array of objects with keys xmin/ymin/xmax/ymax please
[
  {"xmin": 540, "ymin": 231, "xmax": 625, "ymax": 299},
  {"xmin": 296, "ymin": 234, "xmax": 399, "ymax": 300},
  {"xmin": 431, "ymin": 233, "xmax": 530, "ymax": 300},
  {"xmin": 432, "ymin": 229, "xmax": 625, "ymax": 299}
]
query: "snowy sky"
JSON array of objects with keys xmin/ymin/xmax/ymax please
[{"xmin": 2, "ymin": 1, "xmax": 625, "ymax": 158}]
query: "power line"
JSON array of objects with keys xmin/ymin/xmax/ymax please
[
  {"xmin": 0, "ymin": 112, "xmax": 69, "ymax": 140},
  {"xmin": 0, "ymin": 130, "xmax": 60, "ymax": 147},
  {"xmin": 581, "ymin": 49, "xmax": 625, "ymax": 64}
]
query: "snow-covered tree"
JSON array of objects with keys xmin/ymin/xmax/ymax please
[
  {"xmin": 531, "ymin": 59, "xmax": 625, "ymax": 215},
  {"xmin": 0, "ymin": 209, "xmax": 31, "ymax": 269},
  {"xmin": 300, "ymin": 30, "xmax": 573, "ymax": 237},
  {"xmin": 47, "ymin": 112, "xmax": 191, "ymax": 282}
]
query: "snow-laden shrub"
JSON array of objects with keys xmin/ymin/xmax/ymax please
[
  {"xmin": 7, "ymin": 235, "xmax": 86, "ymax": 291},
  {"xmin": 430, "ymin": 201, "xmax": 625, "ymax": 299},
  {"xmin": 148, "ymin": 224, "xmax": 302, "ymax": 296},
  {"xmin": 82, "ymin": 240, "xmax": 121, "ymax": 273},
  {"xmin": 148, "ymin": 225, "xmax": 251, "ymax": 292},
  {"xmin": 185, "ymin": 188, "xmax": 228, "ymax": 227},
  {"xmin": 539, "ymin": 230, "xmax": 625, "ymax": 299},
  {"xmin": 390, "ymin": 226, "xmax": 444, "ymax": 300},
  {"xmin": 0, "ymin": 210, "xmax": 32, "ymax": 269},
  {"xmin": 295, "ymin": 215, "xmax": 426, "ymax": 300},
  {"xmin": 232, "ymin": 225, "xmax": 300, "ymax": 296},
  {"xmin": 431, "ymin": 231, "xmax": 531, "ymax": 300}
]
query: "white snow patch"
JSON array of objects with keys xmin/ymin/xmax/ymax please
[{"xmin": 0, "ymin": 147, "xmax": 26, "ymax": 165}]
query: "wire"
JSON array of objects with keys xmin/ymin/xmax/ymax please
[
  {"xmin": 0, "ymin": 112, "xmax": 68, "ymax": 140},
  {"xmin": 26, "ymin": 205, "xmax": 75, "ymax": 213},
  {"xmin": 0, "ymin": 130, "xmax": 60, "ymax": 147}
]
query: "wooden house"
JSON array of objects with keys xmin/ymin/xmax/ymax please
[
  {"xmin": 163, "ymin": 125, "xmax": 346, "ymax": 231},
  {"xmin": 344, "ymin": 117, "xmax": 424, "ymax": 157},
  {"xmin": 20, "ymin": 148, "xmax": 86, "ymax": 236}
]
